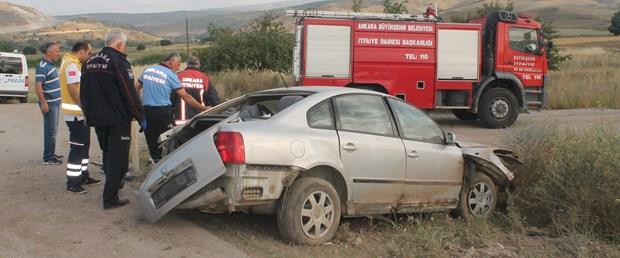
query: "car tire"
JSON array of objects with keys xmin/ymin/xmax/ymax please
[
  {"xmin": 18, "ymin": 97, "xmax": 27, "ymax": 103},
  {"xmin": 452, "ymin": 109, "xmax": 478, "ymax": 121},
  {"xmin": 478, "ymin": 87, "xmax": 519, "ymax": 128},
  {"xmin": 455, "ymin": 173, "xmax": 497, "ymax": 220},
  {"xmin": 277, "ymin": 177, "xmax": 341, "ymax": 245}
]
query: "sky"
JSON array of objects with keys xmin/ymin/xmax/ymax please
[{"xmin": 4, "ymin": 0, "xmax": 298, "ymax": 15}]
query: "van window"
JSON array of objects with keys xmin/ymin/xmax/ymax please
[{"xmin": 0, "ymin": 56, "xmax": 23, "ymax": 74}]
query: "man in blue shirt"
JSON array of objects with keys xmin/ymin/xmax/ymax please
[
  {"xmin": 137, "ymin": 53, "xmax": 206, "ymax": 163},
  {"xmin": 35, "ymin": 42, "xmax": 63, "ymax": 165}
]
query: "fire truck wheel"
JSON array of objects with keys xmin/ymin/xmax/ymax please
[
  {"xmin": 452, "ymin": 109, "xmax": 478, "ymax": 121},
  {"xmin": 479, "ymin": 88, "xmax": 519, "ymax": 128}
]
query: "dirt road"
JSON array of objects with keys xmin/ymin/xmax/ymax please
[
  {"xmin": 0, "ymin": 102, "xmax": 618, "ymax": 257},
  {"xmin": 0, "ymin": 102, "xmax": 248, "ymax": 258}
]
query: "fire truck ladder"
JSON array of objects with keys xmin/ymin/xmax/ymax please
[{"xmin": 286, "ymin": 9, "xmax": 440, "ymax": 22}]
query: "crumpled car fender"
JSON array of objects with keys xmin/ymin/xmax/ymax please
[{"xmin": 460, "ymin": 144, "xmax": 522, "ymax": 188}]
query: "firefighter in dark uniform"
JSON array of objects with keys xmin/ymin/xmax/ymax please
[
  {"xmin": 137, "ymin": 53, "xmax": 207, "ymax": 164},
  {"xmin": 173, "ymin": 56, "xmax": 220, "ymax": 125},
  {"xmin": 80, "ymin": 31, "xmax": 145, "ymax": 210}
]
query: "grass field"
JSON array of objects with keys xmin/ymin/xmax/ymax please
[
  {"xmin": 556, "ymin": 36, "xmax": 620, "ymax": 49},
  {"xmin": 548, "ymin": 47, "xmax": 620, "ymax": 109}
]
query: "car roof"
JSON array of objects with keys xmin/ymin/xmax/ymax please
[{"xmin": 251, "ymin": 86, "xmax": 386, "ymax": 97}]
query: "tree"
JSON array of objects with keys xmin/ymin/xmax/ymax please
[
  {"xmin": 22, "ymin": 46, "xmax": 37, "ymax": 55},
  {"xmin": 383, "ymin": 0, "xmax": 408, "ymax": 14},
  {"xmin": 136, "ymin": 43, "xmax": 146, "ymax": 51},
  {"xmin": 198, "ymin": 14, "xmax": 293, "ymax": 73},
  {"xmin": 476, "ymin": 0, "xmax": 514, "ymax": 17},
  {"xmin": 535, "ymin": 17, "xmax": 571, "ymax": 71},
  {"xmin": 159, "ymin": 39, "xmax": 173, "ymax": 46},
  {"xmin": 609, "ymin": 10, "xmax": 620, "ymax": 36},
  {"xmin": 352, "ymin": 0, "xmax": 363, "ymax": 12}
]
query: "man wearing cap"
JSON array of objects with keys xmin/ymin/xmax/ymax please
[{"xmin": 137, "ymin": 53, "xmax": 207, "ymax": 164}]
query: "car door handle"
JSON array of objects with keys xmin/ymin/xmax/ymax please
[
  {"xmin": 342, "ymin": 143, "xmax": 357, "ymax": 151},
  {"xmin": 407, "ymin": 150, "xmax": 419, "ymax": 158}
]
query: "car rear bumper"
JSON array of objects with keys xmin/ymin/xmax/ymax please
[
  {"xmin": 175, "ymin": 164, "xmax": 301, "ymax": 214},
  {"xmin": 0, "ymin": 90, "xmax": 27, "ymax": 98}
]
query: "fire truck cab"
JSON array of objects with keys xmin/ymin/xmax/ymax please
[{"xmin": 288, "ymin": 10, "xmax": 548, "ymax": 128}]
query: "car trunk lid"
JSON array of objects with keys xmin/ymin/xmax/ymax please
[{"xmin": 135, "ymin": 115, "xmax": 239, "ymax": 222}]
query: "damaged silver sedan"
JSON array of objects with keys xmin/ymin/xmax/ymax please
[{"xmin": 135, "ymin": 87, "xmax": 521, "ymax": 245}]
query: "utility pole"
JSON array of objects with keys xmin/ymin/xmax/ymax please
[{"xmin": 186, "ymin": 17, "xmax": 190, "ymax": 57}]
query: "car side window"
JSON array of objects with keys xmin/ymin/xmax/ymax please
[
  {"xmin": 334, "ymin": 94, "xmax": 394, "ymax": 136},
  {"xmin": 388, "ymin": 98, "xmax": 445, "ymax": 144},
  {"xmin": 307, "ymin": 100, "xmax": 335, "ymax": 129}
]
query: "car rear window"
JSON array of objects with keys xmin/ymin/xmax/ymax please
[
  {"xmin": 0, "ymin": 56, "xmax": 23, "ymax": 75},
  {"xmin": 210, "ymin": 93, "xmax": 310, "ymax": 120}
]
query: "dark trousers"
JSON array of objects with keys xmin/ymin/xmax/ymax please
[
  {"xmin": 66, "ymin": 118, "xmax": 90, "ymax": 188},
  {"xmin": 95, "ymin": 123, "xmax": 131, "ymax": 205},
  {"xmin": 144, "ymin": 106, "xmax": 174, "ymax": 162}
]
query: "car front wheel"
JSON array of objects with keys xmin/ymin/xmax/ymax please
[
  {"xmin": 455, "ymin": 173, "xmax": 497, "ymax": 220},
  {"xmin": 277, "ymin": 177, "xmax": 341, "ymax": 245}
]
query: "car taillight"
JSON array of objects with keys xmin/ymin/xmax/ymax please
[
  {"xmin": 215, "ymin": 132, "xmax": 245, "ymax": 164},
  {"xmin": 25, "ymin": 75, "xmax": 29, "ymax": 88}
]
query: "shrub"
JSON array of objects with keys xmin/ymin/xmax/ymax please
[
  {"xmin": 160, "ymin": 39, "xmax": 173, "ymax": 46},
  {"xmin": 0, "ymin": 41, "xmax": 13, "ymax": 52},
  {"xmin": 505, "ymin": 123, "xmax": 620, "ymax": 239},
  {"xmin": 136, "ymin": 43, "xmax": 146, "ymax": 51},
  {"xmin": 22, "ymin": 46, "xmax": 37, "ymax": 55},
  {"xmin": 209, "ymin": 69, "xmax": 292, "ymax": 99}
]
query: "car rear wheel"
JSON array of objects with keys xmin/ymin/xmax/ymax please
[
  {"xmin": 455, "ymin": 173, "xmax": 497, "ymax": 220},
  {"xmin": 452, "ymin": 109, "xmax": 478, "ymax": 121},
  {"xmin": 277, "ymin": 177, "xmax": 341, "ymax": 245}
]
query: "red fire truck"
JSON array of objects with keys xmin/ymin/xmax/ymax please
[{"xmin": 287, "ymin": 10, "xmax": 548, "ymax": 128}]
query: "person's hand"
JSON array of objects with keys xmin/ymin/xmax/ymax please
[
  {"xmin": 199, "ymin": 105, "xmax": 209, "ymax": 112},
  {"xmin": 139, "ymin": 119, "xmax": 147, "ymax": 133},
  {"xmin": 40, "ymin": 101, "xmax": 49, "ymax": 113}
]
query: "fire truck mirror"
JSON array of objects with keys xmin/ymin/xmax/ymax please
[{"xmin": 526, "ymin": 43, "xmax": 537, "ymax": 53}]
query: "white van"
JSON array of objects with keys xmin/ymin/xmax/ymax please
[{"xmin": 0, "ymin": 52, "xmax": 29, "ymax": 103}]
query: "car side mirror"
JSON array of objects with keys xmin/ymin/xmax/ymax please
[{"xmin": 445, "ymin": 132, "xmax": 456, "ymax": 145}]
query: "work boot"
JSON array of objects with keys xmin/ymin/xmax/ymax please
[
  {"xmin": 103, "ymin": 199, "xmax": 130, "ymax": 210},
  {"xmin": 83, "ymin": 177, "xmax": 102, "ymax": 186},
  {"xmin": 67, "ymin": 186, "xmax": 87, "ymax": 194},
  {"xmin": 43, "ymin": 157, "xmax": 63, "ymax": 165}
]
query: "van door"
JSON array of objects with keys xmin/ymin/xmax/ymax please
[{"xmin": 0, "ymin": 54, "xmax": 28, "ymax": 98}]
